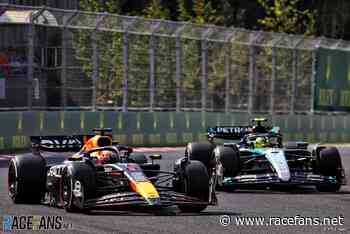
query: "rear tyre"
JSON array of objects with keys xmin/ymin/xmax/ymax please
[
  {"xmin": 186, "ymin": 142, "xmax": 215, "ymax": 169},
  {"xmin": 315, "ymin": 147, "xmax": 342, "ymax": 192},
  {"xmin": 178, "ymin": 161, "xmax": 209, "ymax": 213},
  {"xmin": 61, "ymin": 162, "xmax": 96, "ymax": 213},
  {"xmin": 8, "ymin": 155, "xmax": 46, "ymax": 204}
]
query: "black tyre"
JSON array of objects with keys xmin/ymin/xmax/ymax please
[
  {"xmin": 61, "ymin": 161, "xmax": 96, "ymax": 213},
  {"xmin": 186, "ymin": 141, "xmax": 215, "ymax": 169},
  {"xmin": 315, "ymin": 147, "xmax": 342, "ymax": 192},
  {"xmin": 129, "ymin": 153, "xmax": 148, "ymax": 164},
  {"xmin": 317, "ymin": 147, "xmax": 342, "ymax": 176},
  {"xmin": 178, "ymin": 161, "xmax": 209, "ymax": 213},
  {"xmin": 215, "ymin": 146, "xmax": 240, "ymax": 177},
  {"xmin": 8, "ymin": 154, "xmax": 46, "ymax": 204}
]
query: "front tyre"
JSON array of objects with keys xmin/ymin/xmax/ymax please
[
  {"xmin": 315, "ymin": 147, "xmax": 343, "ymax": 192},
  {"xmin": 61, "ymin": 162, "xmax": 96, "ymax": 213},
  {"xmin": 178, "ymin": 161, "xmax": 209, "ymax": 213}
]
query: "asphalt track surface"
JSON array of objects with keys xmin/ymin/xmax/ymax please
[{"xmin": 0, "ymin": 147, "xmax": 349, "ymax": 234}]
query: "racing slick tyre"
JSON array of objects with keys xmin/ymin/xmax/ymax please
[
  {"xmin": 186, "ymin": 141, "xmax": 215, "ymax": 170},
  {"xmin": 178, "ymin": 161, "xmax": 209, "ymax": 213},
  {"xmin": 316, "ymin": 147, "xmax": 342, "ymax": 192},
  {"xmin": 129, "ymin": 153, "xmax": 148, "ymax": 164},
  {"xmin": 8, "ymin": 154, "xmax": 46, "ymax": 204},
  {"xmin": 215, "ymin": 146, "xmax": 240, "ymax": 177},
  {"xmin": 61, "ymin": 161, "xmax": 96, "ymax": 213}
]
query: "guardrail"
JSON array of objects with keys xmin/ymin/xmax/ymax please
[{"xmin": 0, "ymin": 111, "xmax": 349, "ymax": 150}]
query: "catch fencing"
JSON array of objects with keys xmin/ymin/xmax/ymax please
[{"xmin": 0, "ymin": 3, "xmax": 349, "ymax": 113}]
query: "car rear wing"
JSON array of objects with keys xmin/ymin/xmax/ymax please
[
  {"xmin": 30, "ymin": 135, "xmax": 94, "ymax": 152},
  {"xmin": 207, "ymin": 126, "xmax": 252, "ymax": 140}
]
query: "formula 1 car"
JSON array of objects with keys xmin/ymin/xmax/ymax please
[
  {"xmin": 187, "ymin": 119, "xmax": 347, "ymax": 192},
  {"xmin": 8, "ymin": 128, "xmax": 217, "ymax": 213}
]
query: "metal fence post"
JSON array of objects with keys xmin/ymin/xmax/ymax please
[
  {"xmin": 201, "ymin": 39, "xmax": 208, "ymax": 112},
  {"xmin": 149, "ymin": 35, "xmax": 156, "ymax": 111},
  {"xmin": 149, "ymin": 22, "xmax": 161, "ymax": 112},
  {"xmin": 175, "ymin": 37, "xmax": 182, "ymax": 112},
  {"xmin": 27, "ymin": 22, "xmax": 35, "ymax": 109},
  {"xmin": 201, "ymin": 29, "xmax": 212, "ymax": 112},
  {"xmin": 175, "ymin": 24, "xmax": 186, "ymax": 112},
  {"xmin": 311, "ymin": 49, "xmax": 318, "ymax": 114},
  {"xmin": 61, "ymin": 11, "xmax": 77, "ymax": 109},
  {"xmin": 270, "ymin": 47, "xmax": 277, "ymax": 114},
  {"xmin": 91, "ymin": 33, "xmax": 99, "ymax": 111},
  {"xmin": 61, "ymin": 28, "xmax": 68, "ymax": 108},
  {"xmin": 291, "ymin": 49, "xmax": 298, "ymax": 114},
  {"xmin": 122, "ymin": 31, "xmax": 129, "ymax": 112},
  {"xmin": 224, "ymin": 43, "xmax": 232, "ymax": 113},
  {"xmin": 248, "ymin": 46, "xmax": 256, "ymax": 114}
]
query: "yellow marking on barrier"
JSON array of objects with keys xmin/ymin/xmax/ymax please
[
  {"xmin": 295, "ymin": 133, "xmax": 303, "ymax": 141},
  {"xmin": 170, "ymin": 113, "xmax": 174, "ymax": 129},
  {"xmin": 99, "ymin": 112, "xmax": 104, "ymax": 128},
  {"xmin": 17, "ymin": 112, "xmax": 23, "ymax": 132},
  {"xmin": 0, "ymin": 137, "xmax": 4, "ymax": 149},
  {"xmin": 60, "ymin": 111, "xmax": 65, "ymax": 130},
  {"xmin": 231, "ymin": 115, "xmax": 235, "ymax": 125},
  {"xmin": 132, "ymin": 134, "xmax": 144, "ymax": 145},
  {"xmin": 12, "ymin": 136, "xmax": 27, "ymax": 148},
  {"xmin": 166, "ymin": 133, "xmax": 177, "ymax": 144},
  {"xmin": 342, "ymin": 133, "xmax": 348, "ymax": 142},
  {"xmin": 326, "ymin": 56, "xmax": 331, "ymax": 81},
  {"xmin": 80, "ymin": 112, "xmax": 85, "ymax": 129},
  {"xmin": 339, "ymin": 90, "xmax": 350, "ymax": 107},
  {"xmin": 201, "ymin": 112, "xmax": 206, "ymax": 129},
  {"xmin": 185, "ymin": 113, "xmax": 190, "ymax": 129},
  {"xmin": 137, "ymin": 113, "xmax": 141, "ymax": 130},
  {"xmin": 149, "ymin": 134, "xmax": 160, "ymax": 144},
  {"xmin": 39, "ymin": 112, "xmax": 44, "ymax": 131},
  {"xmin": 216, "ymin": 113, "xmax": 221, "ymax": 126},
  {"xmin": 153, "ymin": 113, "xmax": 158, "ymax": 129},
  {"xmin": 118, "ymin": 113, "xmax": 123, "ymax": 130},
  {"xmin": 114, "ymin": 134, "xmax": 126, "ymax": 144},
  {"xmin": 182, "ymin": 133, "xmax": 193, "ymax": 142},
  {"xmin": 308, "ymin": 133, "xmax": 315, "ymax": 143}
]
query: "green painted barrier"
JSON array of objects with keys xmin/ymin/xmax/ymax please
[{"xmin": 0, "ymin": 111, "xmax": 349, "ymax": 150}]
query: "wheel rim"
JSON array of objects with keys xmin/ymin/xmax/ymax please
[
  {"xmin": 62, "ymin": 174, "xmax": 72, "ymax": 208},
  {"xmin": 8, "ymin": 163, "xmax": 17, "ymax": 199}
]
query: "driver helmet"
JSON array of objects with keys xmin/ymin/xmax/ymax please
[
  {"xmin": 254, "ymin": 137, "xmax": 268, "ymax": 148},
  {"xmin": 91, "ymin": 150, "xmax": 119, "ymax": 164}
]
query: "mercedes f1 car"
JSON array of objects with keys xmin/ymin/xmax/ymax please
[
  {"xmin": 8, "ymin": 128, "xmax": 217, "ymax": 213},
  {"xmin": 186, "ymin": 118, "xmax": 347, "ymax": 192}
]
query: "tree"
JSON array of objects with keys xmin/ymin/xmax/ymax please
[
  {"xmin": 257, "ymin": 0, "xmax": 316, "ymax": 35},
  {"xmin": 144, "ymin": 0, "xmax": 169, "ymax": 19}
]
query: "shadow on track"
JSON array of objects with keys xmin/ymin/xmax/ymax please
[
  {"xmin": 218, "ymin": 186, "xmax": 350, "ymax": 195},
  {"xmin": 86, "ymin": 208, "xmax": 241, "ymax": 217}
]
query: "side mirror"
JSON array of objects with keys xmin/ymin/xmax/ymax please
[{"xmin": 149, "ymin": 154, "xmax": 162, "ymax": 161}]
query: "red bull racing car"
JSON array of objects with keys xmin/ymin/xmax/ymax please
[{"xmin": 8, "ymin": 128, "xmax": 217, "ymax": 213}]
